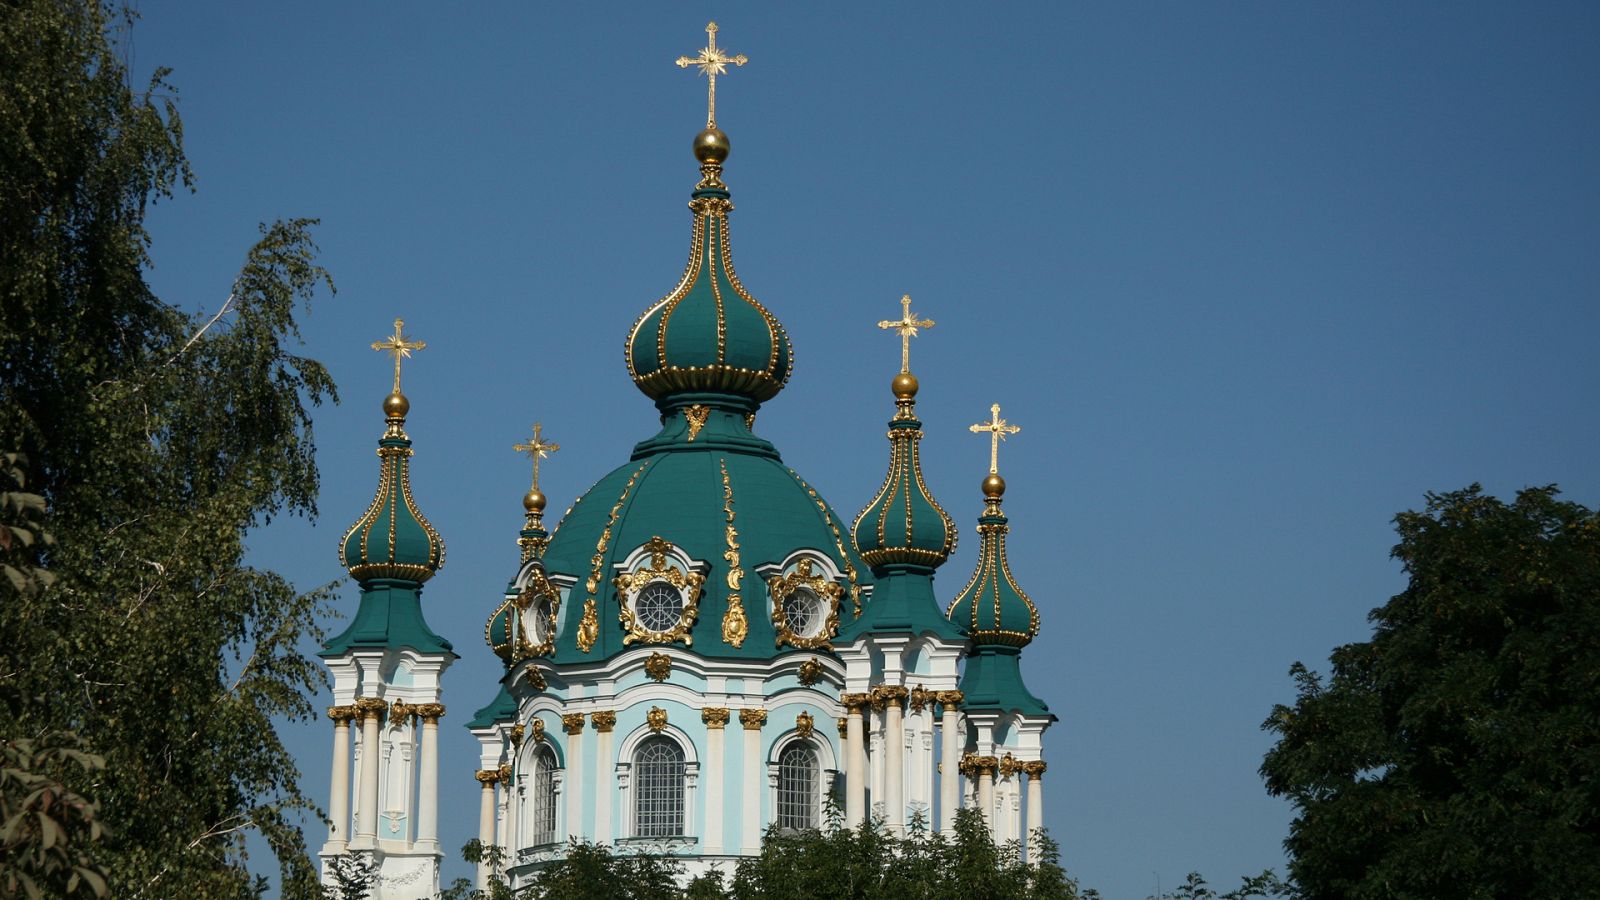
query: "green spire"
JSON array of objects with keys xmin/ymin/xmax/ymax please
[
  {"xmin": 624, "ymin": 126, "xmax": 793, "ymax": 412},
  {"xmin": 322, "ymin": 322, "xmax": 451, "ymax": 658}
]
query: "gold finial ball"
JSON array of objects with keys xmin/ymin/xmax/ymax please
[
  {"xmin": 382, "ymin": 391, "xmax": 410, "ymax": 419},
  {"xmin": 693, "ymin": 127, "xmax": 731, "ymax": 164},
  {"xmin": 523, "ymin": 489, "xmax": 547, "ymax": 513},
  {"xmin": 982, "ymin": 473, "xmax": 1006, "ymax": 499},
  {"xmin": 892, "ymin": 372, "xmax": 919, "ymax": 400}
]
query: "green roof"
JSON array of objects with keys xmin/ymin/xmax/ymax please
[
  {"xmin": 320, "ymin": 579, "xmax": 454, "ymax": 657},
  {"xmin": 466, "ymin": 683, "xmax": 518, "ymax": 729},
  {"xmin": 958, "ymin": 646, "xmax": 1051, "ymax": 718},
  {"xmin": 947, "ymin": 492, "xmax": 1040, "ymax": 648}
]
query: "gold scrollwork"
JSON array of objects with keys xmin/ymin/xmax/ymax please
[
  {"xmin": 1020, "ymin": 760, "xmax": 1047, "ymax": 780},
  {"xmin": 789, "ymin": 471, "xmax": 863, "ymax": 617},
  {"xmin": 647, "ymin": 706, "xmax": 669, "ymax": 733},
  {"xmin": 644, "ymin": 652, "xmax": 673, "ymax": 682},
  {"xmin": 796, "ymin": 658, "xmax": 824, "ymax": 687},
  {"xmin": 474, "ymin": 769, "xmax": 501, "ymax": 785},
  {"xmin": 531, "ymin": 719, "xmax": 547, "ymax": 743},
  {"xmin": 684, "ymin": 405, "xmax": 710, "ymax": 441},
  {"xmin": 934, "ymin": 689, "xmax": 964, "ymax": 711},
  {"xmin": 514, "ymin": 569, "xmax": 561, "ymax": 658},
  {"xmin": 738, "ymin": 708, "xmax": 767, "ymax": 731},
  {"xmin": 998, "ymin": 753, "xmax": 1019, "ymax": 778},
  {"xmin": 527, "ymin": 668, "xmax": 548, "ymax": 692},
  {"xmin": 909, "ymin": 685, "xmax": 933, "ymax": 713},
  {"xmin": 836, "ymin": 717, "xmax": 849, "ymax": 739},
  {"xmin": 353, "ymin": 697, "xmax": 388, "ymax": 723},
  {"xmin": 615, "ymin": 536, "xmax": 704, "ymax": 646},
  {"xmin": 840, "ymin": 692, "xmax": 871, "ymax": 713},
  {"xmin": 702, "ymin": 707, "xmax": 730, "ymax": 729},
  {"xmin": 719, "ymin": 459, "xmax": 748, "ymax": 648},
  {"xmin": 577, "ymin": 598, "xmax": 599, "ymax": 653},
  {"xmin": 590, "ymin": 710, "xmax": 617, "ymax": 733},
  {"xmin": 413, "ymin": 703, "xmax": 445, "ymax": 723},
  {"xmin": 795, "ymin": 711, "xmax": 815, "ymax": 738},
  {"xmin": 581, "ymin": 463, "xmax": 650, "ymax": 653},
  {"xmin": 327, "ymin": 705, "xmax": 358, "ymax": 723},
  {"xmin": 498, "ymin": 763, "xmax": 512, "ymax": 783},
  {"xmin": 561, "ymin": 713, "xmax": 586, "ymax": 735},
  {"xmin": 768, "ymin": 557, "xmax": 843, "ymax": 649},
  {"xmin": 510, "ymin": 724, "xmax": 526, "ymax": 747}
]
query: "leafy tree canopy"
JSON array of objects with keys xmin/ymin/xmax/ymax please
[
  {"xmin": 1, "ymin": 1, "xmax": 337, "ymax": 896},
  {"xmin": 1261, "ymin": 485, "xmax": 1600, "ymax": 898}
]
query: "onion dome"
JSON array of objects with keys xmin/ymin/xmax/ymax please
[
  {"xmin": 946, "ymin": 473, "xmax": 1040, "ymax": 647},
  {"xmin": 338, "ymin": 390, "xmax": 446, "ymax": 583},
  {"xmin": 625, "ymin": 129, "xmax": 793, "ymax": 409},
  {"xmin": 852, "ymin": 374, "xmax": 957, "ymax": 570}
]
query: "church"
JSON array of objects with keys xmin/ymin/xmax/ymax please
[{"xmin": 314, "ymin": 24, "xmax": 1054, "ymax": 897}]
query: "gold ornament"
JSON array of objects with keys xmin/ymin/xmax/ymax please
[
  {"xmin": 647, "ymin": 706, "xmax": 669, "ymax": 733},
  {"xmin": 644, "ymin": 652, "xmax": 673, "ymax": 682},
  {"xmin": 738, "ymin": 708, "xmax": 767, "ymax": 731},
  {"xmin": 590, "ymin": 711, "xmax": 617, "ymax": 733},
  {"xmin": 615, "ymin": 536, "xmax": 704, "ymax": 646},
  {"xmin": 767, "ymin": 557, "xmax": 843, "ymax": 649},
  {"xmin": 370, "ymin": 317, "xmax": 426, "ymax": 396},
  {"xmin": 795, "ymin": 711, "xmax": 815, "ymax": 738},
  {"xmin": 510, "ymin": 724, "xmax": 526, "ymax": 747},
  {"xmin": 969, "ymin": 403, "xmax": 1021, "ymax": 477},
  {"xmin": 561, "ymin": 714, "xmax": 586, "ymax": 735},
  {"xmin": 675, "ymin": 21, "xmax": 748, "ymax": 131},
  {"xmin": 796, "ymin": 658, "xmax": 824, "ymax": 687},
  {"xmin": 531, "ymin": 719, "xmax": 547, "ymax": 744},
  {"xmin": 877, "ymin": 294, "xmax": 934, "ymax": 375},
  {"xmin": 576, "ymin": 598, "xmax": 600, "ymax": 653},
  {"xmin": 702, "ymin": 707, "xmax": 730, "ymax": 729},
  {"xmin": 719, "ymin": 459, "xmax": 748, "ymax": 647},
  {"xmin": 684, "ymin": 405, "xmax": 710, "ymax": 441}
]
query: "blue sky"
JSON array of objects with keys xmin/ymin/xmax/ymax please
[{"xmin": 130, "ymin": 3, "xmax": 1600, "ymax": 895}]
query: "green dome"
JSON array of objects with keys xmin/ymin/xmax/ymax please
[
  {"xmin": 538, "ymin": 407, "xmax": 868, "ymax": 663},
  {"xmin": 625, "ymin": 159, "xmax": 792, "ymax": 406},
  {"xmin": 339, "ymin": 403, "xmax": 445, "ymax": 584},
  {"xmin": 946, "ymin": 483, "xmax": 1039, "ymax": 647},
  {"xmin": 852, "ymin": 398, "xmax": 956, "ymax": 570}
]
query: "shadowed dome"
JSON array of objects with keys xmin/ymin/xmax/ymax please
[
  {"xmin": 625, "ymin": 131, "xmax": 793, "ymax": 407},
  {"xmin": 338, "ymin": 393, "xmax": 446, "ymax": 584}
]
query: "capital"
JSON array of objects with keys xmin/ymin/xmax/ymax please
[
  {"xmin": 591, "ymin": 710, "xmax": 617, "ymax": 733},
  {"xmin": 702, "ymin": 707, "xmax": 731, "ymax": 729},
  {"xmin": 998, "ymin": 753, "xmax": 1019, "ymax": 778},
  {"xmin": 561, "ymin": 713, "xmax": 586, "ymax": 735},
  {"xmin": 389, "ymin": 699, "xmax": 417, "ymax": 722},
  {"xmin": 841, "ymin": 692, "xmax": 871, "ymax": 712},
  {"xmin": 475, "ymin": 769, "xmax": 501, "ymax": 785},
  {"xmin": 327, "ymin": 704, "xmax": 358, "ymax": 723},
  {"xmin": 1020, "ymin": 760, "xmax": 1048, "ymax": 780},
  {"xmin": 413, "ymin": 702, "xmax": 445, "ymax": 723},
  {"xmin": 509, "ymin": 724, "xmax": 526, "ymax": 747},
  {"xmin": 738, "ymin": 708, "xmax": 767, "ymax": 730},
  {"xmin": 353, "ymin": 697, "xmax": 388, "ymax": 722},
  {"xmin": 497, "ymin": 763, "xmax": 512, "ymax": 782},
  {"xmin": 909, "ymin": 685, "xmax": 933, "ymax": 713},
  {"xmin": 934, "ymin": 689, "xmax": 964, "ymax": 710}
]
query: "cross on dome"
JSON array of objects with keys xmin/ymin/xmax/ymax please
[
  {"xmin": 513, "ymin": 422, "xmax": 560, "ymax": 492},
  {"xmin": 370, "ymin": 317, "xmax": 426, "ymax": 394},
  {"xmin": 676, "ymin": 22, "xmax": 748, "ymax": 129},
  {"xmin": 877, "ymin": 294, "xmax": 935, "ymax": 374},
  {"xmin": 969, "ymin": 403, "xmax": 1021, "ymax": 475}
]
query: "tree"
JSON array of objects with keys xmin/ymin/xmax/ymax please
[
  {"xmin": 0, "ymin": 1, "xmax": 337, "ymax": 896},
  {"xmin": 1261, "ymin": 485, "xmax": 1600, "ymax": 898}
]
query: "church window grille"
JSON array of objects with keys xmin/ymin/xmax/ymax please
[
  {"xmin": 633, "ymin": 736, "xmax": 686, "ymax": 837},
  {"xmin": 776, "ymin": 741, "xmax": 819, "ymax": 830},
  {"xmin": 635, "ymin": 581, "xmax": 684, "ymax": 634},
  {"xmin": 529, "ymin": 746, "xmax": 557, "ymax": 846},
  {"xmin": 781, "ymin": 586, "xmax": 825, "ymax": 639}
]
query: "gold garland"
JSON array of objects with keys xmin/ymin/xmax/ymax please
[{"xmin": 720, "ymin": 459, "xmax": 749, "ymax": 647}]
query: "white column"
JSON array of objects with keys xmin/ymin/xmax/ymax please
[
  {"xmin": 909, "ymin": 694, "xmax": 933, "ymax": 821},
  {"xmin": 1025, "ymin": 762, "xmax": 1045, "ymax": 860},
  {"xmin": 354, "ymin": 700, "xmax": 382, "ymax": 848},
  {"xmin": 593, "ymin": 715, "xmax": 614, "ymax": 844},
  {"xmin": 417, "ymin": 709, "xmax": 441, "ymax": 850},
  {"xmin": 562, "ymin": 717, "xmax": 584, "ymax": 841},
  {"xmin": 977, "ymin": 761, "xmax": 995, "ymax": 831},
  {"xmin": 938, "ymin": 694, "xmax": 960, "ymax": 833},
  {"xmin": 475, "ymin": 772, "xmax": 496, "ymax": 890},
  {"xmin": 884, "ymin": 688, "xmax": 906, "ymax": 834},
  {"xmin": 326, "ymin": 709, "xmax": 353, "ymax": 851},
  {"xmin": 739, "ymin": 709, "xmax": 765, "ymax": 853},
  {"xmin": 703, "ymin": 709, "xmax": 728, "ymax": 854},
  {"xmin": 844, "ymin": 695, "xmax": 867, "ymax": 827}
]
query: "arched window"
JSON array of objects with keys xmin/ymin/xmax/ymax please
[
  {"xmin": 633, "ymin": 736, "xmax": 686, "ymax": 837},
  {"xmin": 527, "ymin": 745, "xmax": 558, "ymax": 846},
  {"xmin": 776, "ymin": 741, "xmax": 819, "ymax": 830}
]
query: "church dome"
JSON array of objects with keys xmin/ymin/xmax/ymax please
[
  {"xmin": 946, "ymin": 473, "xmax": 1040, "ymax": 647},
  {"xmin": 338, "ymin": 391, "xmax": 446, "ymax": 584},
  {"xmin": 625, "ymin": 130, "xmax": 793, "ymax": 408},
  {"xmin": 851, "ymin": 374, "xmax": 957, "ymax": 570},
  {"xmin": 538, "ymin": 406, "xmax": 867, "ymax": 662}
]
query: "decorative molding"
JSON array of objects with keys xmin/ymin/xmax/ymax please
[
  {"xmin": 909, "ymin": 685, "xmax": 933, "ymax": 713},
  {"xmin": 934, "ymin": 689, "xmax": 964, "ymax": 711},
  {"xmin": 796, "ymin": 658, "xmax": 824, "ymax": 687},
  {"xmin": 526, "ymin": 667, "xmax": 548, "ymax": 692},
  {"xmin": 738, "ymin": 708, "xmax": 767, "ymax": 731},
  {"xmin": 353, "ymin": 697, "xmax": 388, "ymax": 723},
  {"xmin": 327, "ymin": 705, "xmax": 358, "ymax": 723},
  {"xmin": 702, "ymin": 707, "xmax": 730, "ymax": 729},
  {"xmin": 614, "ymin": 536, "xmax": 705, "ymax": 647},
  {"xmin": 498, "ymin": 763, "xmax": 512, "ymax": 783},
  {"xmin": 531, "ymin": 718, "xmax": 547, "ymax": 744},
  {"xmin": 474, "ymin": 769, "xmax": 501, "ymax": 785},
  {"xmin": 413, "ymin": 702, "xmax": 445, "ymax": 723},
  {"xmin": 719, "ymin": 459, "xmax": 749, "ymax": 648},
  {"xmin": 647, "ymin": 706, "xmax": 669, "ymax": 733},
  {"xmin": 794, "ymin": 711, "xmax": 815, "ymax": 738},
  {"xmin": 581, "ymin": 463, "xmax": 649, "ymax": 651},
  {"xmin": 840, "ymin": 692, "xmax": 871, "ymax": 713},
  {"xmin": 644, "ymin": 652, "xmax": 673, "ymax": 682},
  {"xmin": 591, "ymin": 710, "xmax": 617, "ymax": 733},
  {"xmin": 836, "ymin": 717, "xmax": 849, "ymax": 739},
  {"xmin": 1020, "ymin": 760, "xmax": 1047, "ymax": 780},
  {"xmin": 683, "ymin": 405, "xmax": 710, "ymax": 441},
  {"xmin": 767, "ymin": 557, "xmax": 843, "ymax": 649},
  {"xmin": 998, "ymin": 753, "xmax": 1019, "ymax": 778},
  {"xmin": 561, "ymin": 713, "xmax": 586, "ymax": 735},
  {"xmin": 510, "ymin": 724, "xmax": 526, "ymax": 747},
  {"xmin": 869, "ymin": 684, "xmax": 908, "ymax": 711}
]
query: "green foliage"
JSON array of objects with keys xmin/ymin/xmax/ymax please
[
  {"xmin": 0, "ymin": 733, "xmax": 109, "ymax": 899},
  {"xmin": 458, "ymin": 811, "xmax": 1092, "ymax": 900},
  {"xmin": 323, "ymin": 851, "xmax": 377, "ymax": 900},
  {"xmin": 1261, "ymin": 485, "xmax": 1600, "ymax": 898},
  {"xmin": 0, "ymin": 1, "xmax": 337, "ymax": 897},
  {"xmin": 1146, "ymin": 870, "xmax": 1290, "ymax": 900}
]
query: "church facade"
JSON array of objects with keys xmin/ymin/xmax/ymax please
[{"xmin": 317, "ymin": 24, "xmax": 1054, "ymax": 898}]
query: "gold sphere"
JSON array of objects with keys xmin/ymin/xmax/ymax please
[
  {"xmin": 382, "ymin": 391, "xmax": 410, "ymax": 419},
  {"xmin": 523, "ymin": 489, "xmax": 547, "ymax": 513},
  {"xmin": 982, "ymin": 473, "xmax": 1006, "ymax": 499},
  {"xmin": 892, "ymin": 372, "xmax": 919, "ymax": 400},
  {"xmin": 693, "ymin": 127, "xmax": 730, "ymax": 164}
]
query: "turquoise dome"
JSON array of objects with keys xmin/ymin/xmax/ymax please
[
  {"xmin": 852, "ymin": 389, "xmax": 956, "ymax": 570},
  {"xmin": 946, "ymin": 479, "xmax": 1039, "ymax": 647},
  {"xmin": 625, "ymin": 147, "xmax": 792, "ymax": 407},
  {"xmin": 539, "ymin": 407, "xmax": 868, "ymax": 663},
  {"xmin": 338, "ymin": 397, "xmax": 446, "ymax": 584}
]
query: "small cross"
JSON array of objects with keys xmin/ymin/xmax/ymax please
[
  {"xmin": 969, "ymin": 404, "xmax": 1021, "ymax": 475},
  {"xmin": 370, "ymin": 317, "xmax": 426, "ymax": 394},
  {"xmin": 513, "ymin": 422, "xmax": 560, "ymax": 491},
  {"xmin": 877, "ymin": 294, "xmax": 935, "ymax": 374},
  {"xmin": 676, "ymin": 22, "xmax": 748, "ymax": 130}
]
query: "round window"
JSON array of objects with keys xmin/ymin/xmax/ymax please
[
  {"xmin": 635, "ymin": 581, "xmax": 684, "ymax": 633},
  {"xmin": 527, "ymin": 596, "xmax": 553, "ymax": 645},
  {"xmin": 782, "ymin": 587, "xmax": 825, "ymax": 639}
]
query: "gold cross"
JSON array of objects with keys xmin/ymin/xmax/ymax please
[
  {"xmin": 370, "ymin": 317, "xmax": 426, "ymax": 394},
  {"xmin": 676, "ymin": 22, "xmax": 748, "ymax": 130},
  {"xmin": 513, "ymin": 422, "xmax": 560, "ymax": 491},
  {"xmin": 877, "ymin": 294, "xmax": 935, "ymax": 374},
  {"xmin": 969, "ymin": 403, "xmax": 1021, "ymax": 475}
]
